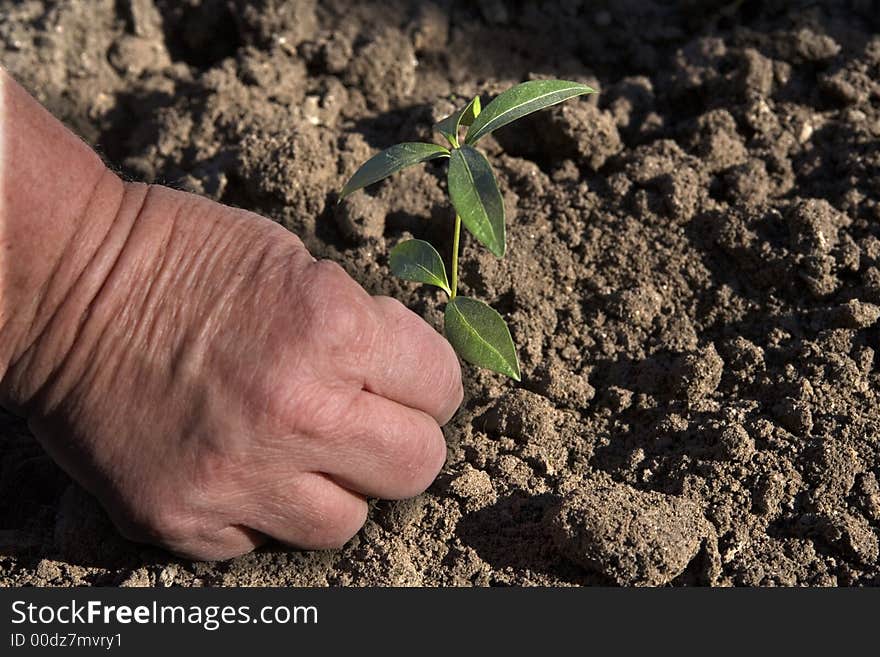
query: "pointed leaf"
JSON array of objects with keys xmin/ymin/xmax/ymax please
[
  {"xmin": 434, "ymin": 96, "xmax": 481, "ymax": 146},
  {"xmin": 445, "ymin": 296, "xmax": 520, "ymax": 381},
  {"xmin": 340, "ymin": 142, "xmax": 449, "ymax": 200},
  {"xmin": 464, "ymin": 80, "xmax": 597, "ymax": 145},
  {"xmin": 389, "ymin": 239, "xmax": 451, "ymax": 295},
  {"xmin": 459, "ymin": 95, "xmax": 482, "ymax": 126},
  {"xmin": 447, "ymin": 145, "xmax": 505, "ymax": 257}
]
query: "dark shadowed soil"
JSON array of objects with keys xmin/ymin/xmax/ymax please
[{"xmin": 1, "ymin": 0, "xmax": 879, "ymax": 586}]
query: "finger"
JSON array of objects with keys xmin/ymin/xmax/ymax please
[
  {"xmin": 246, "ymin": 472, "xmax": 368, "ymax": 550},
  {"xmin": 365, "ymin": 296, "xmax": 464, "ymax": 424},
  {"xmin": 171, "ymin": 525, "xmax": 267, "ymax": 562},
  {"xmin": 111, "ymin": 511, "xmax": 267, "ymax": 562},
  {"xmin": 312, "ymin": 389, "xmax": 448, "ymax": 499}
]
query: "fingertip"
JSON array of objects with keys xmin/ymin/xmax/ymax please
[
  {"xmin": 246, "ymin": 473, "xmax": 369, "ymax": 551},
  {"xmin": 298, "ymin": 494, "xmax": 368, "ymax": 550},
  {"xmin": 374, "ymin": 418, "xmax": 447, "ymax": 500},
  {"xmin": 435, "ymin": 348, "xmax": 464, "ymax": 425},
  {"xmin": 314, "ymin": 391, "xmax": 449, "ymax": 500},
  {"xmin": 369, "ymin": 295, "xmax": 464, "ymax": 424}
]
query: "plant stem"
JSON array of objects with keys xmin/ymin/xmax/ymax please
[{"xmin": 450, "ymin": 213, "xmax": 461, "ymax": 299}]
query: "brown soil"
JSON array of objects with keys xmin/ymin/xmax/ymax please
[{"xmin": 2, "ymin": 0, "xmax": 880, "ymax": 587}]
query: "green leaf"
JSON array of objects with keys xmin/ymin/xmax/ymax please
[
  {"xmin": 434, "ymin": 96, "xmax": 481, "ymax": 147},
  {"xmin": 447, "ymin": 145, "xmax": 505, "ymax": 257},
  {"xmin": 459, "ymin": 96, "xmax": 482, "ymax": 126},
  {"xmin": 339, "ymin": 142, "xmax": 449, "ymax": 200},
  {"xmin": 444, "ymin": 296, "xmax": 520, "ymax": 381},
  {"xmin": 464, "ymin": 79, "xmax": 597, "ymax": 145},
  {"xmin": 389, "ymin": 239, "xmax": 451, "ymax": 296}
]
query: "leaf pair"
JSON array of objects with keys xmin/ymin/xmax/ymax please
[
  {"xmin": 339, "ymin": 80, "xmax": 596, "ymax": 202},
  {"xmin": 435, "ymin": 95, "xmax": 481, "ymax": 148},
  {"xmin": 389, "ymin": 240, "xmax": 520, "ymax": 381}
]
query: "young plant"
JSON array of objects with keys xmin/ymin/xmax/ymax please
[{"xmin": 339, "ymin": 80, "xmax": 596, "ymax": 381}]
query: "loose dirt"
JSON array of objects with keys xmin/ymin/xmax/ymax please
[{"xmin": 1, "ymin": 0, "xmax": 879, "ymax": 586}]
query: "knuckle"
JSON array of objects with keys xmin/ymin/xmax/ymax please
[
  {"xmin": 307, "ymin": 258, "xmax": 349, "ymax": 291},
  {"xmin": 378, "ymin": 296, "xmax": 424, "ymax": 337},
  {"xmin": 376, "ymin": 295, "xmax": 409, "ymax": 319},
  {"xmin": 142, "ymin": 504, "xmax": 193, "ymax": 544},
  {"xmin": 113, "ymin": 499, "xmax": 194, "ymax": 548},
  {"xmin": 298, "ymin": 259, "xmax": 377, "ymax": 359}
]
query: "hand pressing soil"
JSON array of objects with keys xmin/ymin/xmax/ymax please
[{"xmin": 0, "ymin": 70, "xmax": 462, "ymax": 560}]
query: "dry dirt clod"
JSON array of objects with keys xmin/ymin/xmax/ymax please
[
  {"xmin": 548, "ymin": 476, "xmax": 719, "ymax": 586},
  {"xmin": 830, "ymin": 300, "xmax": 880, "ymax": 329},
  {"xmin": 493, "ymin": 101, "xmax": 621, "ymax": 172},
  {"xmin": 773, "ymin": 397, "xmax": 814, "ymax": 436},
  {"xmin": 715, "ymin": 423, "xmax": 756, "ymax": 463},
  {"xmin": 815, "ymin": 513, "xmax": 879, "ymax": 566},
  {"xmin": 670, "ymin": 344, "xmax": 724, "ymax": 403},
  {"xmin": 449, "ymin": 466, "xmax": 498, "ymax": 512},
  {"xmin": 479, "ymin": 389, "xmax": 558, "ymax": 443},
  {"xmin": 790, "ymin": 27, "xmax": 841, "ymax": 62},
  {"xmin": 528, "ymin": 363, "xmax": 595, "ymax": 411},
  {"xmin": 118, "ymin": 568, "xmax": 152, "ymax": 587},
  {"xmin": 345, "ymin": 29, "xmax": 418, "ymax": 112},
  {"xmin": 721, "ymin": 158, "xmax": 771, "ymax": 206},
  {"xmin": 334, "ymin": 193, "xmax": 386, "ymax": 243},
  {"xmin": 786, "ymin": 199, "xmax": 850, "ymax": 255}
]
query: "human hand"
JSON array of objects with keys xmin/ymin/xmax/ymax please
[{"xmin": 0, "ymin": 71, "xmax": 463, "ymax": 560}]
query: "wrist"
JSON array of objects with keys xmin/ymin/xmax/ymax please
[{"xmin": 0, "ymin": 69, "xmax": 127, "ymax": 409}]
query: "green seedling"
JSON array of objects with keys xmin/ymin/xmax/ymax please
[{"xmin": 339, "ymin": 80, "xmax": 597, "ymax": 381}]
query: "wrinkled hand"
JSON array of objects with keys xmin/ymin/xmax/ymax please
[{"xmin": 9, "ymin": 184, "xmax": 463, "ymax": 560}]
